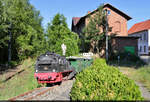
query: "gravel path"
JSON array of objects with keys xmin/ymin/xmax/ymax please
[
  {"xmin": 31, "ymin": 79, "xmax": 75, "ymax": 100},
  {"xmin": 135, "ymin": 82, "xmax": 150, "ymax": 100}
]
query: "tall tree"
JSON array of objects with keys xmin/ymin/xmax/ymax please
[
  {"xmin": 46, "ymin": 13, "xmax": 79, "ymax": 56},
  {"xmin": 0, "ymin": 0, "xmax": 45, "ymax": 62},
  {"xmin": 82, "ymin": 5, "xmax": 109, "ymax": 57}
]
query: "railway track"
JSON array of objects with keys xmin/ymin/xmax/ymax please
[{"xmin": 9, "ymin": 79, "xmax": 74, "ymax": 101}]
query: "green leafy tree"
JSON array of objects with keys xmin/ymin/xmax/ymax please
[
  {"xmin": 0, "ymin": 0, "xmax": 46, "ymax": 62},
  {"xmin": 46, "ymin": 13, "xmax": 79, "ymax": 56},
  {"xmin": 82, "ymin": 5, "xmax": 108, "ymax": 56}
]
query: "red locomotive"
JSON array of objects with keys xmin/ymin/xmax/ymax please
[{"xmin": 34, "ymin": 52, "xmax": 76, "ymax": 84}]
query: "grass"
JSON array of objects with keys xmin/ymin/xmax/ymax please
[
  {"xmin": 0, "ymin": 58, "xmax": 34, "ymax": 82},
  {"xmin": 132, "ymin": 66, "xmax": 150, "ymax": 91},
  {"xmin": 0, "ymin": 58, "xmax": 42, "ymax": 100},
  {"xmin": 119, "ymin": 66, "xmax": 150, "ymax": 92}
]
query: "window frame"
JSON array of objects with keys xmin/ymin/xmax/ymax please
[
  {"xmin": 140, "ymin": 46, "xmax": 142, "ymax": 52},
  {"xmin": 107, "ymin": 10, "xmax": 111, "ymax": 15},
  {"xmin": 144, "ymin": 46, "xmax": 146, "ymax": 52}
]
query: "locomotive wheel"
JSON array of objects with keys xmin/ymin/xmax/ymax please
[
  {"xmin": 57, "ymin": 81, "xmax": 62, "ymax": 85},
  {"xmin": 46, "ymin": 83, "xmax": 53, "ymax": 87}
]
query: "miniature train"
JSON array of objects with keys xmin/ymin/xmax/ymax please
[{"xmin": 34, "ymin": 51, "xmax": 76, "ymax": 84}]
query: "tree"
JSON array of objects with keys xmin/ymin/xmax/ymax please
[
  {"xmin": 46, "ymin": 13, "xmax": 79, "ymax": 56},
  {"xmin": 82, "ymin": 5, "xmax": 108, "ymax": 57},
  {"xmin": 0, "ymin": 0, "xmax": 46, "ymax": 63}
]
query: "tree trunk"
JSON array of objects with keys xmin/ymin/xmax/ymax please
[{"xmin": 90, "ymin": 41, "xmax": 95, "ymax": 53}]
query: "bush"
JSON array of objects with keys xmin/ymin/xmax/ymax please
[{"xmin": 70, "ymin": 59, "xmax": 144, "ymax": 100}]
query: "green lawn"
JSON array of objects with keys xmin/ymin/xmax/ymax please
[{"xmin": 0, "ymin": 58, "xmax": 41, "ymax": 100}]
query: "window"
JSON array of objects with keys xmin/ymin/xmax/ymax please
[
  {"xmin": 103, "ymin": 10, "xmax": 106, "ymax": 14},
  {"xmin": 107, "ymin": 10, "xmax": 111, "ymax": 15},
  {"xmin": 140, "ymin": 46, "xmax": 142, "ymax": 52},
  {"xmin": 140, "ymin": 35, "xmax": 142, "ymax": 41},
  {"xmin": 144, "ymin": 33, "xmax": 146, "ymax": 41},
  {"xmin": 144, "ymin": 46, "xmax": 146, "ymax": 52},
  {"xmin": 103, "ymin": 9, "xmax": 111, "ymax": 15},
  {"xmin": 115, "ymin": 21, "xmax": 121, "ymax": 33}
]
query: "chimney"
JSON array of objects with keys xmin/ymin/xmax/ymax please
[{"xmin": 88, "ymin": 11, "xmax": 91, "ymax": 14}]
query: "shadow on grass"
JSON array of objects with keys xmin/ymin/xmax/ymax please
[
  {"xmin": 107, "ymin": 52, "xmax": 147, "ymax": 69},
  {"xmin": 107, "ymin": 59, "xmax": 147, "ymax": 69},
  {"xmin": 0, "ymin": 64, "xmax": 19, "ymax": 75}
]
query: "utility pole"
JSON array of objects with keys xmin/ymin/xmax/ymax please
[
  {"xmin": 105, "ymin": 9, "xmax": 109, "ymax": 61},
  {"xmin": 8, "ymin": 23, "xmax": 12, "ymax": 65}
]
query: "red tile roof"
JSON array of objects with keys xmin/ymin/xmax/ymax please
[
  {"xmin": 72, "ymin": 17, "xmax": 81, "ymax": 26},
  {"xmin": 128, "ymin": 19, "xmax": 150, "ymax": 34}
]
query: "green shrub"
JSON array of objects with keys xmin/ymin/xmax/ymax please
[{"xmin": 70, "ymin": 59, "xmax": 144, "ymax": 100}]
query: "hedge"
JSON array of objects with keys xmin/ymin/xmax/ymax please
[{"xmin": 70, "ymin": 58, "xmax": 144, "ymax": 100}]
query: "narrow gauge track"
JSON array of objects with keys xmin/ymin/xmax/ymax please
[
  {"xmin": 9, "ymin": 79, "xmax": 74, "ymax": 101},
  {"xmin": 9, "ymin": 86, "xmax": 58, "ymax": 101}
]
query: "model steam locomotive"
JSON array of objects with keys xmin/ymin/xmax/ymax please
[{"xmin": 34, "ymin": 51, "xmax": 76, "ymax": 84}]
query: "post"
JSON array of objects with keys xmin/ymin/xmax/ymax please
[
  {"xmin": 8, "ymin": 23, "xmax": 12, "ymax": 65},
  {"xmin": 105, "ymin": 9, "xmax": 109, "ymax": 61},
  {"xmin": 118, "ymin": 55, "xmax": 120, "ymax": 68}
]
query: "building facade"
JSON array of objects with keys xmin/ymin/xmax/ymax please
[
  {"xmin": 128, "ymin": 20, "xmax": 150, "ymax": 55},
  {"xmin": 72, "ymin": 3, "xmax": 132, "ymax": 37},
  {"xmin": 72, "ymin": 3, "xmax": 139, "ymax": 56}
]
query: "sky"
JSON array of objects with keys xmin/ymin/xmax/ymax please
[{"xmin": 30, "ymin": 0, "xmax": 150, "ymax": 30}]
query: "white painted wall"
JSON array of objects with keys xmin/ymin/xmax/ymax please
[
  {"xmin": 148, "ymin": 29, "xmax": 150, "ymax": 54},
  {"xmin": 129, "ymin": 30, "xmax": 149, "ymax": 55},
  {"xmin": 148, "ymin": 29, "xmax": 150, "ymax": 47}
]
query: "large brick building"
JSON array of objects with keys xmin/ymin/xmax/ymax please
[
  {"xmin": 72, "ymin": 3, "xmax": 132, "ymax": 37},
  {"xmin": 72, "ymin": 3, "xmax": 139, "ymax": 56}
]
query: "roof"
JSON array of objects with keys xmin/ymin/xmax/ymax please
[
  {"xmin": 128, "ymin": 19, "xmax": 150, "ymax": 34},
  {"xmin": 84, "ymin": 3, "xmax": 132, "ymax": 21},
  {"xmin": 72, "ymin": 17, "xmax": 81, "ymax": 26},
  {"xmin": 72, "ymin": 3, "xmax": 132, "ymax": 26},
  {"xmin": 111, "ymin": 36, "xmax": 140, "ymax": 39}
]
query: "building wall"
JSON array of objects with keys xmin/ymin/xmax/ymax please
[
  {"xmin": 85, "ymin": 6, "xmax": 128, "ymax": 36},
  {"xmin": 148, "ymin": 29, "xmax": 150, "ymax": 47},
  {"xmin": 105, "ymin": 7, "xmax": 128, "ymax": 36},
  {"xmin": 128, "ymin": 30, "xmax": 149, "ymax": 55},
  {"xmin": 74, "ymin": 19, "xmax": 85, "ymax": 37},
  {"xmin": 111, "ymin": 37, "xmax": 138, "ymax": 55}
]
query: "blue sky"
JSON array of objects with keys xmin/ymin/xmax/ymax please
[{"xmin": 30, "ymin": 0, "xmax": 150, "ymax": 30}]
